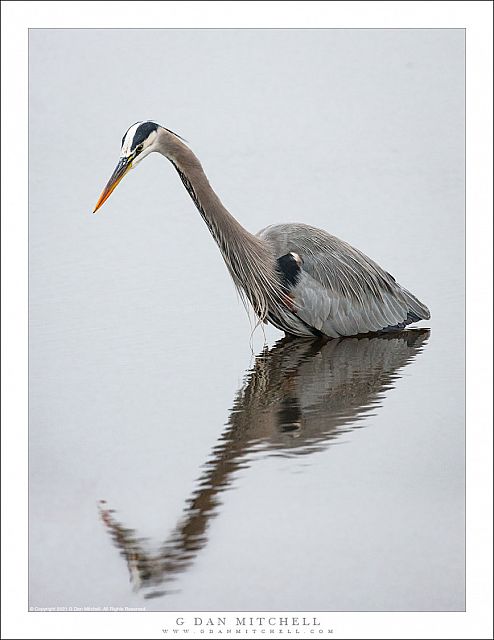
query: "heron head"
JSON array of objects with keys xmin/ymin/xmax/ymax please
[{"xmin": 93, "ymin": 121, "xmax": 161, "ymax": 213}]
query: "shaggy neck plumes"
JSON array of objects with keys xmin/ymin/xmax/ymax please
[{"xmin": 156, "ymin": 129, "xmax": 287, "ymax": 322}]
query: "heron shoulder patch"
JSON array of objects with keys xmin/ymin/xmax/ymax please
[{"xmin": 277, "ymin": 252, "xmax": 303, "ymax": 289}]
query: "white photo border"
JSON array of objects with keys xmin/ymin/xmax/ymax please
[{"xmin": 1, "ymin": 2, "xmax": 492, "ymax": 638}]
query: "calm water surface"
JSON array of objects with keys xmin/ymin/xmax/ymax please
[
  {"xmin": 29, "ymin": 28, "xmax": 464, "ymax": 612},
  {"xmin": 99, "ymin": 331, "xmax": 431, "ymax": 601}
]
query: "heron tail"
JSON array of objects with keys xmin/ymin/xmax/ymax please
[{"xmin": 401, "ymin": 288, "xmax": 431, "ymax": 321}]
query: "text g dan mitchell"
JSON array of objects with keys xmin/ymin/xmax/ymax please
[{"xmin": 175, "ymin": 618, "xmax": 322, "ymax": 627}]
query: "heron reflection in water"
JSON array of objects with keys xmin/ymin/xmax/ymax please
[{"xmin": 99, "ymin": 330, "xmax": 429, "ymax": 599}]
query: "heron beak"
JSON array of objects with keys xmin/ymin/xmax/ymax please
[{"xmin": 93, "ymin": 157, "xmax": 133, "ymax": 213}]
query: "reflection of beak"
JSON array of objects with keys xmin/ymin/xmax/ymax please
[{"xmin": 93, "ymin": 157, "xmax": 133, "ymax": 213}]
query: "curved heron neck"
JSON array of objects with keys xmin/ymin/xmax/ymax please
[
  {"xmin": 155, "ymin": 130, "xmax": 292, "ymax": 321},
  {"xmin": 162, "ymin": 140, "xmax": 263, "ymax": 253},
  {"xmin": 159, "ymin": 134, "xmax": 281, "ymax": 288}
]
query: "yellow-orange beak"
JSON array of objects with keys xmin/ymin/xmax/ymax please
[{"xmin": 93, "ymin": 157, "xmax": 133, "ymax": 213}]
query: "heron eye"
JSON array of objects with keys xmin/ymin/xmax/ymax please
[{"xmin": 136, "ymin": 144, "xmax": 144, "ymax": 154}]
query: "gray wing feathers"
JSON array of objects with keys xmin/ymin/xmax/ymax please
[
  {"xmin": 257, "ymin": 223, "xmax": 430, "ymax": 337},
  {"xmin": 400, "ymin": 287, "xmax": 431, "ymax": 321}
]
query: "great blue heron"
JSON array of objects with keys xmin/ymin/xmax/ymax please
[{"xmin": 94, "ymin": 121, "xmax": 430, "ymax": 338}]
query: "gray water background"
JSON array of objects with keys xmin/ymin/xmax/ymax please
[{"xmin": 29, "ymin": 29, "xmax": 464, "ymax": 611}]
